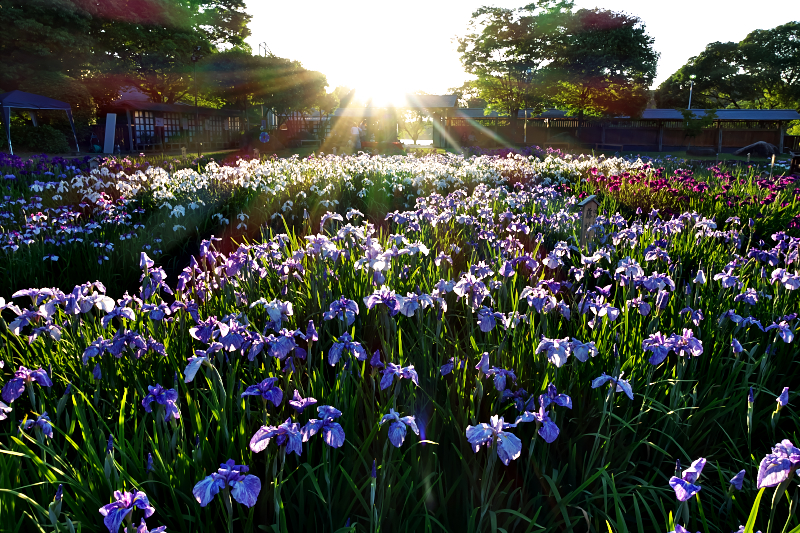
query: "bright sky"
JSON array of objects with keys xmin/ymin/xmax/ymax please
[{"xmin": 245, "ymin": 0, "xmax": 794, "ymax": 105}]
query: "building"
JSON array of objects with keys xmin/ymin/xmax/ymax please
[{"xmin": 96, "ymin": 88, "xmax": 245, "ymax": 152}]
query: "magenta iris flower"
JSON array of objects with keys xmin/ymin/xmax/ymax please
[
  {"xmin": 379, "ymin": 408, "xmax": 419, "ymax": 447},
  {"xmin": 250, "ymin": 418, "xmax": 303, "ymax": 455},
  {"xmin": 192, "ymin": 459, "xmax": 261, "ymax": 507},
  {"xmin": 301, "ymin": 405, "xmax": 345, "ymax": 448},
  {"xmin": 241, "ymin": 377, "xmax": 283, "ymax": 407},
  {"xmin": 141, "ymin": 384, "xmax": 180, "ymax": 422},
  {"xmin": 466, "ymin": 415, "xmax": 521, "ymax": 465},
  {"xmin": 2, "ymin": 366, "xmax": 53, "ymax": 403},
  {"xmin": 757, "ymin": 439, "xmax": 800, "ymax": 488},
  {"xmin": 98, "ymin": 490, "xmax": 155, "ymax": 533}
]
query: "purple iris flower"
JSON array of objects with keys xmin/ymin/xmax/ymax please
[
  {"xmin": 670, "ymin": 329, "xmax": 704, "ymax": 357},
  {"xmin": 93, "ymin": 363, "xmax": 103, "ymax": 380},
  {"xmin": 679, "ymin": 307, "xmax": 705, "ymax": 326},
  {"xmin": 305, "ymin": 320, "xmax": 318, "ymax": 342},
  {"xmin": 757, "ymin": 439, "xmax": 800, "ymax": 488},
  {"xmin": 515, "ymin": 404, "xmax": 561, "ymax": 443},
  {"xmin": 289, "ymin": 390, "xmax": 317, "ymax": 414},
  {"xmin": 732, "ymin": 338, "xmax": 743, "ymax": 353},
  {"xmin": 2, "ymin": 366, "xmax": 53, "ymax": 403},
  {"xmin": 730, "ymin": 469, "xmax": 745, "ymax": 491},
  {"xmin": 0, "ymin": 400, "xmax": 10, "ymax": 421},
  {"xmin": 570, "ymin": 339, "xmax": 598, "ymax": 362},
  {"xmin": 538, "ymin": 383, "xmax": 572, "ymax": 410},
  {"xmin": 681, "ymin": 457, "xmax": 706, "ymax": 483},
  {"xmin": 465, "ymin": 415, "xmax": 521, "ymax": 465},
  {"xmin": 380, "ymin": 363, "xmax": 419, "ymax": 390},
  {"xmin": 241, "ymin": 377, "xmax": 283, "ymax": 408},
  {"xmin": 369, "ymin": 350, "xmax": 384, "ymax": 370},
  {"xmin": 21, "ymin": 412, "xmax": 53, "ymax": 439},
  {"xmin": 379, "ymin": 408, "xmax": 419, "ymax": 447},
  {"xmin": 192, "ymin": 459, "xmax": 262, "ymax": 507},
  {"xmin": 364, "ymin": 286, "xmax": 401, "ymax": 316},
  {"xmin": 140, "ymin": 266, "xmax": 173, "ymax": 301},
  {"xmin": 98, "ymin": 490, "xmax": 155, "ymax": 533},
  {"xmin": 328, "ymin": 333, "xmax": 368, "ymax": 365},
  {"xmin": 777, "ymin": 387, "xmax": 790, "ymax": 408},
  {"xmin": 765, "ymin": 321, "xmax": 795, "ymax": 344},
  {"xmin": 476, "ymin": 306, "xmax": 504, "ymax": 332},
  {"xmin": 453, "ymin": 273, "xmax": 490, "ymax": 310},
  {"xmin": 301, "ymin": 405, "xmax": 345, "ymax": 448},
  {"xmin": 249, "ymin": 418, "xmax": 303, "ymax": 455},
  {"xmin": 440, "ymin": 357, "xmax": 464, "ymax": 376},
  {"xmin": 141, "ymin": 384, "xmax": 180, "ymax": 422},
  {"xmin": 671, "ymin": 525, "xmax": 699, "ymax": 533},
  {"xmin": 591, "ymin": 372, "xmax": 634, "ymax": 400},
  {"xmin": 323, "ymin": 297, "xmax": 359, "ymax": 327},
  {"xmin": 146, "ymin": 453, "xmax": 153, "ymax": 473},
  {"xmin": 136, "ymin": 519, "xmax": 166, "ymax": 533},
  {"xmin": 184, "ymin": 342, "xmax": 222, "ymax": 382},
  {"xmin": 668, "ymin": 477, "xmax": 701, "ymax": 501},
  {"xmin": 536, "ymin": 337, "xmax": 571, "ymax": 367}
]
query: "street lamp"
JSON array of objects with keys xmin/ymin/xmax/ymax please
[
  {"xmin": 687, "ymin": 74, "xmax": 696, "ymax": 110},
  {"xmin": 191, "ymin": 46, "xmax": 202, "ymax": 156}
]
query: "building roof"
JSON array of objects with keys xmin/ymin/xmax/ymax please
[
  {"xmin": 641, "ymin": 109, "xmax": 800, "ymax": 120},
  {"xmin": 109, "ymin": 99, "xmax": 243, "ymax": 117},
  {"xmin": 452, "ymin": 108, "xmax": 800, "ymax": 121},
  {"xmin": 400, "ymin": 94, "xmax": 458, "ymax": 109},
  {"xmin": 0, "ymin": 90, "xmax": 72, "ymax": 110}
]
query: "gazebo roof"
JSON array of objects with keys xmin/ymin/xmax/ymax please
[{"xmin": 0, "ymin": 90, "xmax": 72, "ymax": 110}]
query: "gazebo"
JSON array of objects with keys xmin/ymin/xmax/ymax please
[{"xmin": 0, "ymin": 90, "xmax": 81, "ymax": 155}]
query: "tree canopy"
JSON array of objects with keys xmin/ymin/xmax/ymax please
[
  {"xmin": 457, "ymin": 2, "xmax": 657, "ymax": 119},
  {"xmin": 655, "ymin": 21, "xmax": 800, "ymax": 111}
]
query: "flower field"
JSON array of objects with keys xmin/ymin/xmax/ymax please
[{"xmin": 0, "ymin": 150, "xmax": 798, "ymax": 533}]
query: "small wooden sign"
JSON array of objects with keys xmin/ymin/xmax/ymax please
[
  {"xmin": 88, "ymin": 157, "xmax": 100, "ymax": 171},
  {"xmin": 181, "ymin": 146, "xmax": 187, "ymax": 157},
  {"xmin": 253, "ymin": 148, "xmax": 260, "ymax": 158},
  {"xmin": 577, "ymin": 195, "xmax": 600, "ymax": 247},
  {"xmin": 154, "ymin": 117, "xmax": 164, "ymax": 128}
]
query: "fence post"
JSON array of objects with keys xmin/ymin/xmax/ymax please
[
  {"xmin": 658, "ymin": 121, "xmax": 664, "ymax": 152},
  {"xmin": 778, "ymin": 122, "xmax": 785, "ymax": 153},
  {"xmin": 717, "ymin": 121, "xmax": 722, "ymax": 154}
]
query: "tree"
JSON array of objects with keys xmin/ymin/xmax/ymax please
[
  {"xmin": 656, "ymin": 22, "xmax": 799, "ymax": 112},
  {"xmin": 449, "ymin": 82, "xmax": 487, "ymax": 108},
  {"xmin": 739, "ymin": 21, "xmax": 800, "ymax": 110},
  {"xmin": 679, "ymin": 109, "xmax": 717, "ymax": 149},
  {"xmin": 457, "ymin": 1, "xmax": 573, "ymax": 118},
  {"xmin": 399, "ymin": 111, "xmax": 429, "ymax": 144},
  {"xmin": 0, "ymin": 0, "xmax": 251, "ymax": 105},
  {"xmin": 655, "ymin": 42, "xmax": 759, "ymax": 109},
  {"xmin": 546, "ymin": 9, "xmax": 658, "ymax": 119}
]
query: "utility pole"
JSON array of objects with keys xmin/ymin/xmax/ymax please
[
  {"xmin": 687, "ymin": 74, "xmax": 696, "ymax": 110},
  {"xmin": 191, "ymin": 46, "xmax": 202, "ymax": 157}
]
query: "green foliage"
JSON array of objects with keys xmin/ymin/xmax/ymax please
[
  {"xmin": 545, "ymin": 8, "xmax": 658, "ymax": 119},
  {"xmin": 457, "ymin": 3, "xmax": 657, "ymax": 120},
  {"xmin": 656, "ymin": 21, "xmax": 800, "ymax": 111},
  {"xmin": 678, "ymin": 109, "xmax": 718, "ymax": 145},
  {"xmin": 457, "ymin": 1, "xmax": 573, "ymax": 117},
  {"xmin": 1, "ymin": 123, "xmax": 71, "ymax": 153}
]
